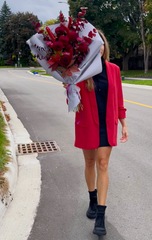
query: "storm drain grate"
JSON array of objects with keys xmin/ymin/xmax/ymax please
[{"xmin": 17, "ymin": 141, "xmax": 59, "ymax": 155}]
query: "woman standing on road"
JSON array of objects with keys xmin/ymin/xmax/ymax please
[{"xmin": 63, "ymin": 30, "xmax": 128, "ymax": 236}]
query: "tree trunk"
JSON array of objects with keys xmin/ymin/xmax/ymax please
[
  {"xmin": 122, "ymin": 50, "xmax": 133, "ymax": 71},
  {"xmin": 144, "ymin": 45, "xmax": 150, "ymax": 73},
  {"xmin": 139, "ymin": 0, "xmax": 149, "ymax": 73}
]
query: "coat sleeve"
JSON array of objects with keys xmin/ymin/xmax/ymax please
[{"xmin": 117, "ymin": 67, "xmax": 127, "ymax": 119}]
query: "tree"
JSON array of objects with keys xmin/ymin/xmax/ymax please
[
  {"xmin": 142, "ymin": 0, "xmax": 152, "ymax": 73},
  {"xmin": 2, "ymin": 12, "xmax": 40, "ymax": 66},
  {"xmin": 68, "ymin": 0, "xmax": 141, "ymax": 70},
  {"xmin": 0, "ymin": 1, "xmax": 12, "ymax": 55}
]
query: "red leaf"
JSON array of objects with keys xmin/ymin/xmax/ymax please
[
  {"xmin": 66, "ymin": 69, "xmax": 73, "ymax": 76},
  {"xmin": 52, "ymin": 62, "xmax": 59, "ymax": 71},
  {"xmin": 67, "ymin": 59, "xmax": 75, "ymax": 68},
  {"xmin": 62, "ymin": 71, "xmax": 66, "ymax": 78},
  {"xmin": 57, "ymin": 66, "xmax": 66, "ymax": 72},
  {"xmin": 69, "ymin": 65, "xmax": 80, "ymax": 73},
  {"xmin": 47, "ymin": 59, "xmax": 55, "ymax": 65}
]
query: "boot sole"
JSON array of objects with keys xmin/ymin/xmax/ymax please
[
  {"xmin": 93, "ymin": 229, "xmax": 107, "ymax": 236},
  {"xmin": 86, "ymin": 212, "xmax": 97, "ymax": 219}
]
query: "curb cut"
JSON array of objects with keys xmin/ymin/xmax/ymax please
[{"xmin": 0, "ymin": 88, "xmax": 41, "ymax": 240}]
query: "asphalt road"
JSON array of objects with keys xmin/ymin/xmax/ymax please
[{"xmin": 0, "ymin": 69, "xmax": 152, "ymax": 240}]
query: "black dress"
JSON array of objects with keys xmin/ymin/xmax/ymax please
[{"xmin": 92, "ymin": 58, "xmax": 110, "ymax": 147}]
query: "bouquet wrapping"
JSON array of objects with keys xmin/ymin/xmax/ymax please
[{"xmin": 27, "ymin": 10, "xmax": 103, "ymax": 112}]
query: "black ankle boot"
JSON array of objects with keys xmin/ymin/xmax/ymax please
[
  {"xmin": 93, "ymin": 205, "xmax": 107, "ymax": 236},
  {"xmin": 86, "ymin": 189, "xmax": 97, "ymax": 219}
]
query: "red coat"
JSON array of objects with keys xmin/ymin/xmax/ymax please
[{"xmin": 74, "ymin": 61, "xmax": 126, "ymax": 149}]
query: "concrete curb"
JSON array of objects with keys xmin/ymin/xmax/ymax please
[
  {"xmin": 124, "ymin": 77, "xmax": 152, "ymax": 80},
  {"xmin": 122, "ymin": 83, "xmax": 152, "ymax": 90},
  {"xmin": 0, "ymin": 89, "xmax": 41, "ymax": 240}
]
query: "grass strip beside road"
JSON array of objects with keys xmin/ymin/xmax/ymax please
[
  {"xmin": 122, "ymin": 80, "xmax": 152, "ymax": 86},
  {"xmin": 121, "ymin": 70, "xmax": 152, "ymax": 77},
  {"xmin": 30, "ymin": 70, "xmax": 50, "ymax": 76},
  {"xmin": 0, "ymin": 109, "xmax": 10, "ymax": 175}
]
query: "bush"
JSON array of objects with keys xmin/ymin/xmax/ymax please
[{"xmin": 0, "ymin": 59, "xmax": 5, "ymax": 66}]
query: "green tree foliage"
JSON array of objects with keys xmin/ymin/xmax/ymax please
[
  {"xmin": 0, "ymin": 1, "xmax": 12, "ymax": 54},
  {"xmin": 2, "ymin": 12, "xmax": 39, "ymax": 66},
  {"xmin": 68, "ymin": 0, "xmax": 142, "ymax": 70}
]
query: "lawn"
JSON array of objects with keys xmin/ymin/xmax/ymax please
[
  {"xmin": 122, "ymin": 80, "xmax": 152, "ymax": 86},
  {"xmin": 0, "ymin": 66, "xmax": 15, "ymax": 68},
  {"xmin": 120, "ymin": 70, "xmax": 152, "ymax": 78},
  {"xmin": 30, "ymin": 70, "xmax": 50, "ymax": 76}
]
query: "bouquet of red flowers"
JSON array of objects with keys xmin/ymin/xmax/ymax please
[{"xmin": 27, "ymin": 8, "xmax": 103, "ymax": 111}]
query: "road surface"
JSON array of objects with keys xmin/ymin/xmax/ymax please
[{"xmin": 0, "ymin": 69, "xmax": 152, "ymax": 240}]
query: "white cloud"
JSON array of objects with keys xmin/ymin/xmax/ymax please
[{"xmin": 1, "ymin": 0, "xmax": 69, "ymax": 22}]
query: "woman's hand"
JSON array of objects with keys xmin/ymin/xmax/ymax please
[
  {"xmin": 62, "ymin": 83, "xmax": 68, "ymax": 89},
  {"xmin": 120, "ymin": 126, "xmax": 129, "ymax": 143},
  {"xmin": 119, "ymin": 119, "xmax": 129, "ymax": 143}
]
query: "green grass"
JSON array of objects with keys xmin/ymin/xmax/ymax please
[
  {"xmin": 30, "ymin": 70, "xmax": 51, "ymax": 76},
  {"xmin": 0, "ymin": 110, "xmax": 10, "ymax": 174},
  {"xmin": 120, "ymin": 70, "xmax": 152, "ymax": 78},
  {"xmin": 122, "ymin": 80, "xmax": 152, "ymax": 86},
  {"xmin": 30, "ymin": 70, "xmax": 45, "ymax": 73},
  {"xmin": 0, "ymin": 66, "xmax": 15, "ymax": 68}
]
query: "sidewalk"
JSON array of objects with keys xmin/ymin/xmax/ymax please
[
  {"xmin": 0, "ymin": 89, "xmax": 41, "ymax": 240},
  {"xmin": 123, "ymin": 77, "xmax": 152, "ymax": 81}
]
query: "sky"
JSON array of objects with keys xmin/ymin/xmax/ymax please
[{"xmin": 0, "ymin": 0, "xmax": 69, "ymax": 23}]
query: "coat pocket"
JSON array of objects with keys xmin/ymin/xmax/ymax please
[
  {"xmin": 115, "ymin": 119, "xmax": 118, "ymax": 124},
  {"xmin": 75, "ymin": 121, "xmax": 89, "ymax": 128}
]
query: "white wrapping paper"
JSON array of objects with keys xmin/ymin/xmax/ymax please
[{"xmin": 27, "ymin": 22, "xmax": 103, "ymax": 111}]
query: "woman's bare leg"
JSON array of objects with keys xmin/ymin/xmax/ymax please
[
  {"xmin": 82, "ymin": 149, "xmax": 96, "ymax": 191},
  {"xmin": 95, "ymin": 147, "xmax": 112, "ymax": 205}
]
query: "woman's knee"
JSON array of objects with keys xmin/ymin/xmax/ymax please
[
  {"xmin": 96, "ymin": 158, "xmax": 109, "ymax": 173},
  {"xmin": 85, "ymin": 157, "xmax": 96, "ymax": 168}
]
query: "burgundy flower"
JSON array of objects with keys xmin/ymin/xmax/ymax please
[
  {"xmin": 43, "ymin": 36, "xmax": 50, "ymax": 41},
  {"xmin": 59, "ymin": 12, "xmax": 65, "ymax": 22},
  {"xmin": 76, "ymin": 55, "xmax": 84, "ymax": 65},
  {"xmin": 77, "ymin": 37, "xmax": 85, "ymax": 43},
  {"xmin": 46, "ymin": 41, "xmax": 53, "ymax": 47},
  {"xmin": 69, "ymin": 31, "xmax": 79, "ymax": 43},
  {"xmin": 55, "ymin": 26, "xmax": 65, "ymax": 36},
  {"xmin": 65, "ymin": 44, "xmax": 73, "ymax": 52},
  {"xmin": 60, "ymin": 52, "xmax": 72, "ymax": 67},
  {"xmin": 52, "ymin": 41, "xmax": 64, "ymax": 51},
  {"xmin": 77, "ymin": 42, "xmax": 88, "ymax": 53},
  {"xmin": 84, "ymin": 36, "xmax": 92, "ymax": 45},
  {"xmin": 59, "ymin": 36, "xmax": 69, "ymax": 46},
  {"xmin": 93, "ymin": 28, "xmax": 97, "ymax": 33}
]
